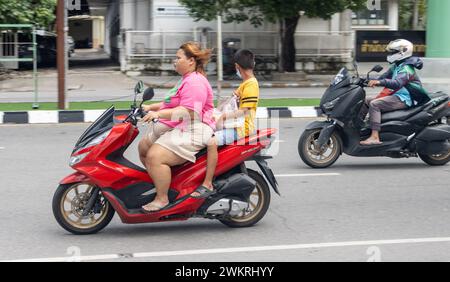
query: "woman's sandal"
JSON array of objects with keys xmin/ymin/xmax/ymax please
[
  {"xmin": 190, "ymin": 185, "xmax": 216, "ymax": 199},
  {"xmin": 141, "ymin": 202, "xmax": 169, "ymax": 214}
]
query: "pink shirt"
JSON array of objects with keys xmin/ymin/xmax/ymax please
[{"xmin": 159, "ymin": 72, "xmax": 216, "ymax": 130}]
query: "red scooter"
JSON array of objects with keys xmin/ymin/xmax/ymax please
[{"xmin": 52, "ymin": 82, "xmax": 279, "ymax": 235}]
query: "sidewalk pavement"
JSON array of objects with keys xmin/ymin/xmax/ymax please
[
  {"xmin": 1, "ymin": 61, "xmax": 448, "ymax": 104},
  {"xmin": 132, "ymin": 74, "xmax": 330, "ymax": 89},
  {"xmin": 0, "ymin": 62, "xmax": 394, "ymax": 93}
]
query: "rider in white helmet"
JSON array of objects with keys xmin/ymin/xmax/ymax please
[{"xmin": 360, "ymin": 39, "xmax": 430, "ymax": 146}]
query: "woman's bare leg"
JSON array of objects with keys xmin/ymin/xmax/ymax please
[
  {"xmin": 142, "ymin": 144, "xmax": 186, "ymax": 212},
  {"xmin": 191, "ymin": 138, "xmax": 217, "ymax": 197},
  {"xmin": 138, "ymin": 138, "xmax": 152, "ymax": 168}
]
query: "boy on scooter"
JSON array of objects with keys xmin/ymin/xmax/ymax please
[
  {"xmin": 190, "ymin": 49, "xmax": 260, "ymax": 198},
  {"xmin": 361, "ymin": 39, "xmax": 430, "ymax": 146}
]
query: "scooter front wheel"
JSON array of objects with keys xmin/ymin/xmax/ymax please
[
  {"xmin": 52, "ymin": 183, "xmax": 115, "ymax": 235},
  {"xmin": 298, "ymin": 129, "xmax": 342, "ymax": 168}
]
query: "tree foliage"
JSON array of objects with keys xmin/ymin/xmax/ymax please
[
  {"xmin": 0, "ymin": 0, "xmax": 57, "ymax": 28},
  {"xmin": 180, "ymin": 0, "xmax": 367, "ymax": 72}
]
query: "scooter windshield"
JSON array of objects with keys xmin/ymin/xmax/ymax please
[
  {"xmin": 331, "ymin": 67, "xmax": 350, "ymax": 86},
  {"xmin": 74, "ymin": 106, "xmax": 115, "ymax": 151}
]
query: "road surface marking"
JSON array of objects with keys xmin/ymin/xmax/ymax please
[
  {"xmin": 5, "ymin": 236, "xmax": 450, "ymax": 262},
  {"xmin": 275, "ymin": 173, "xmax": 340, "ymax": 177}
]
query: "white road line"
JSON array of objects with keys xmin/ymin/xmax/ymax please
[
  {"xmin": 0, "ymin": 147, "xmax": 4, "ymax": 150},
  {"xmin": 5, "ymin": 236, "xmax": 450, "ymax": 262},
  {"xmin": 275, "ymin": 173, "xmax": 341, "ymax": 177}
]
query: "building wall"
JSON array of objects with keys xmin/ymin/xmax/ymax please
[
  {"xmin": 115, "ymin": 0, "xmax": 399, "ymax": 72},
  {"xmin": 104, "ymin": 0, "xmax": 121, "ymax": 61}
]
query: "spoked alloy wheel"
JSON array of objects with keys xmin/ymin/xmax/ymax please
[
  {"xmin": 419, "ymin": 144, "xmax": 450, "ymax": 166},
  {"xmin": 52, "ymin": 183, "xmax": 115, "ymax": 235},
  {"xmin": 298, "ymin": 129, "xmax": 342, "ymax": 168}
]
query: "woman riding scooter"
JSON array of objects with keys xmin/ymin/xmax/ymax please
[
  {"xmin": 138, "ymin": 42, "xmax": 216, "ymax": 213},
  {"xmin": 360, "ymin": 39, "xmax": 430, "ymax": 146}
]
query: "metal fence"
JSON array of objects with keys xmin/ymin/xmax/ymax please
[
  {"xmin": 125, "ymin": 30, "xmax": 354, "ymax": 60},
  {"xmin": 0, "ymin": 24, "xmax": 39, "ymax": 109}
]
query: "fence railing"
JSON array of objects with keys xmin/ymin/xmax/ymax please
[{"xmin": 125, "ymin": 30, "xmax": 354, "ymax": 60}]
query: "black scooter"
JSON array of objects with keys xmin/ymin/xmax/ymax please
[{"xmin": 298, "ymin": 65, "xmax": 450, "ymax": 168}]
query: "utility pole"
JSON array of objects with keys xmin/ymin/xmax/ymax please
[
  {"xmin": 217, "ymin": 15, "xmax": 223, "ymax": 99},
  {"xmin": 57, "ymin": 0, "xmax": 68, "ymax": 109}
]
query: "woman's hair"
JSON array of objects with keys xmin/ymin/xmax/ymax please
[{"xmin": 179, "ymin": 41, "xmax": 212, "ymax": 76}]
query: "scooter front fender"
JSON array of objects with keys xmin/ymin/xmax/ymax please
[
  {"xmin": 305, "ymin": 121, "xmax": 337, "ymax": 148},
  {"xmin": 60, "ymin": 172, "xmax": 91, "ymax": 185},
  {"xmin": 304, "ymin": 120, "xmax": 334, "ymax": 131}
]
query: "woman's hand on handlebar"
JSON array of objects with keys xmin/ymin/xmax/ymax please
[
  {"xmin": 368, "ymin": 80, "xmax": 380, "ymax": 88},
  {"xmin": 142, "ymin": 111, "xmax": 159, "ymax": 123}
]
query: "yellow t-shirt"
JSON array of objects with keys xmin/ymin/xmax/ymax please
[{"xmin": 236, "ymin": 77, "xmax": 259, "ymax": 138}]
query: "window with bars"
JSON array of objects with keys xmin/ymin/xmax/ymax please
[{"xmin": 352, "ymin": 0, "xmax": 389, "ymax": 26}]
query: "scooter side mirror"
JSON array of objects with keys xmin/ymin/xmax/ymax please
[
  {"xmin": 143, "ymin": 88, "xmax": 155, "ymax": 102},
  {"xmin": 367, "ymin": 65, "xmax": 384, "ymax": 80},
  {"xmin": 371, "ymin": 65, "xmax": 384, "ymax": 73}
]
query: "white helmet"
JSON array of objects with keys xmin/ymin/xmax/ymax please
[{"xmin": 386, "ymin": 39, "xmax": 413, "ymax": 64}]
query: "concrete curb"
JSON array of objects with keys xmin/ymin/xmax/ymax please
[{"xmin": 0, "ymin": 107, "xmax": 322, "ymax": 124}]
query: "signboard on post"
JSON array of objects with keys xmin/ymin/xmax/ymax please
[{"xmin": 356, "ymin": 31, "xmax": 426, "ymax": 62}]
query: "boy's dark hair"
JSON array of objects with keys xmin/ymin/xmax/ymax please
[{"xmin": 234, "ymin": 49, "xmax": 255, "ymax": 70}]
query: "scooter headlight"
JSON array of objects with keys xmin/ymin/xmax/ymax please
[
  {"xmin": 69, "ymin": 152, "xmax": 89, "ymax": 167},
  {"xmin": 69, "ymin": 129, "xmax": 112, "ymax": 166},
  {"xmin": 323, "ymin": 97, "xmax": 341, "ymax": 111}
]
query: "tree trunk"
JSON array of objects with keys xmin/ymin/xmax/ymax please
[{"xmin": 279, "ymin": 15, "xmax": 300, "ymax": 72}]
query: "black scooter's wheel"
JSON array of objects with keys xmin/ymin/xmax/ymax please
[
  {"xmin": 52, "ymin": 183, "xmax": 115, "ymax": 235},
  {"xmin": 419, "ymin": 149, "xmax": 450, "ymax": 166},
  {"xmin": 298, "ymin": 129, "xmax": 341, "ymax": 168},
  {"xmin": 219, "ymin": 170, "xmax": 271, "ymax": 228}
]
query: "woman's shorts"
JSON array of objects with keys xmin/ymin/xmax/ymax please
[
  {"xmin": 145, "ymin": 122, "xmax": 174, "ymax": 144},
  {"xmin": 154, "ymin": 121, "xmax": 214, "ymax": 163}
]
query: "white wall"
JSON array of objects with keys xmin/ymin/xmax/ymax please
[
  {"xmin": 151, "ymin": 0, "xmax": 278, "ymax": 32},
  {"xmin": 388, "ymin": 0, "xmax": 399, "ymax": 30}
]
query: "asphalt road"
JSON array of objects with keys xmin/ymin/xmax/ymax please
[{"xmin": 0, "ymin": 118, "xmax": 449, "ymax": 262}]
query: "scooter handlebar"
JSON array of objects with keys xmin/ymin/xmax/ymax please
[
  {"xmin": 354, "ymin": 77, "xmax": 369, "ymax": 87},
  {"xmin": 139, "ymin": 107, "xmax": 159, "ymax": 123}
]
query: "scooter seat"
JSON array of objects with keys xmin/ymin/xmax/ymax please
[
  {"xmin": 381, "ymin": 105, "xmax": 426, "ymax": 123},
  {"xmin": 429, "ymin": 91, "xmax": 448, "ymax": 100},
  {"xmin": 381, "ymin": 92, "xmax": 449, "ymax": 123}
]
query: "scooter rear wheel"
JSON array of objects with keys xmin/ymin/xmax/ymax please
[
  {"xmin": 298, "ymin": 129, "xmax": 342, "ymax": 168},
  {"xmin": 219, "ymin": 170, "xmax": 271, "ymax": 228},
  {"xmin": 419, "ymin": 148, "xmax": 450, "ymax": 166},
  {"xmin": 52, "ymin": 183, "xmax": 115, "ymax": 235}
]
